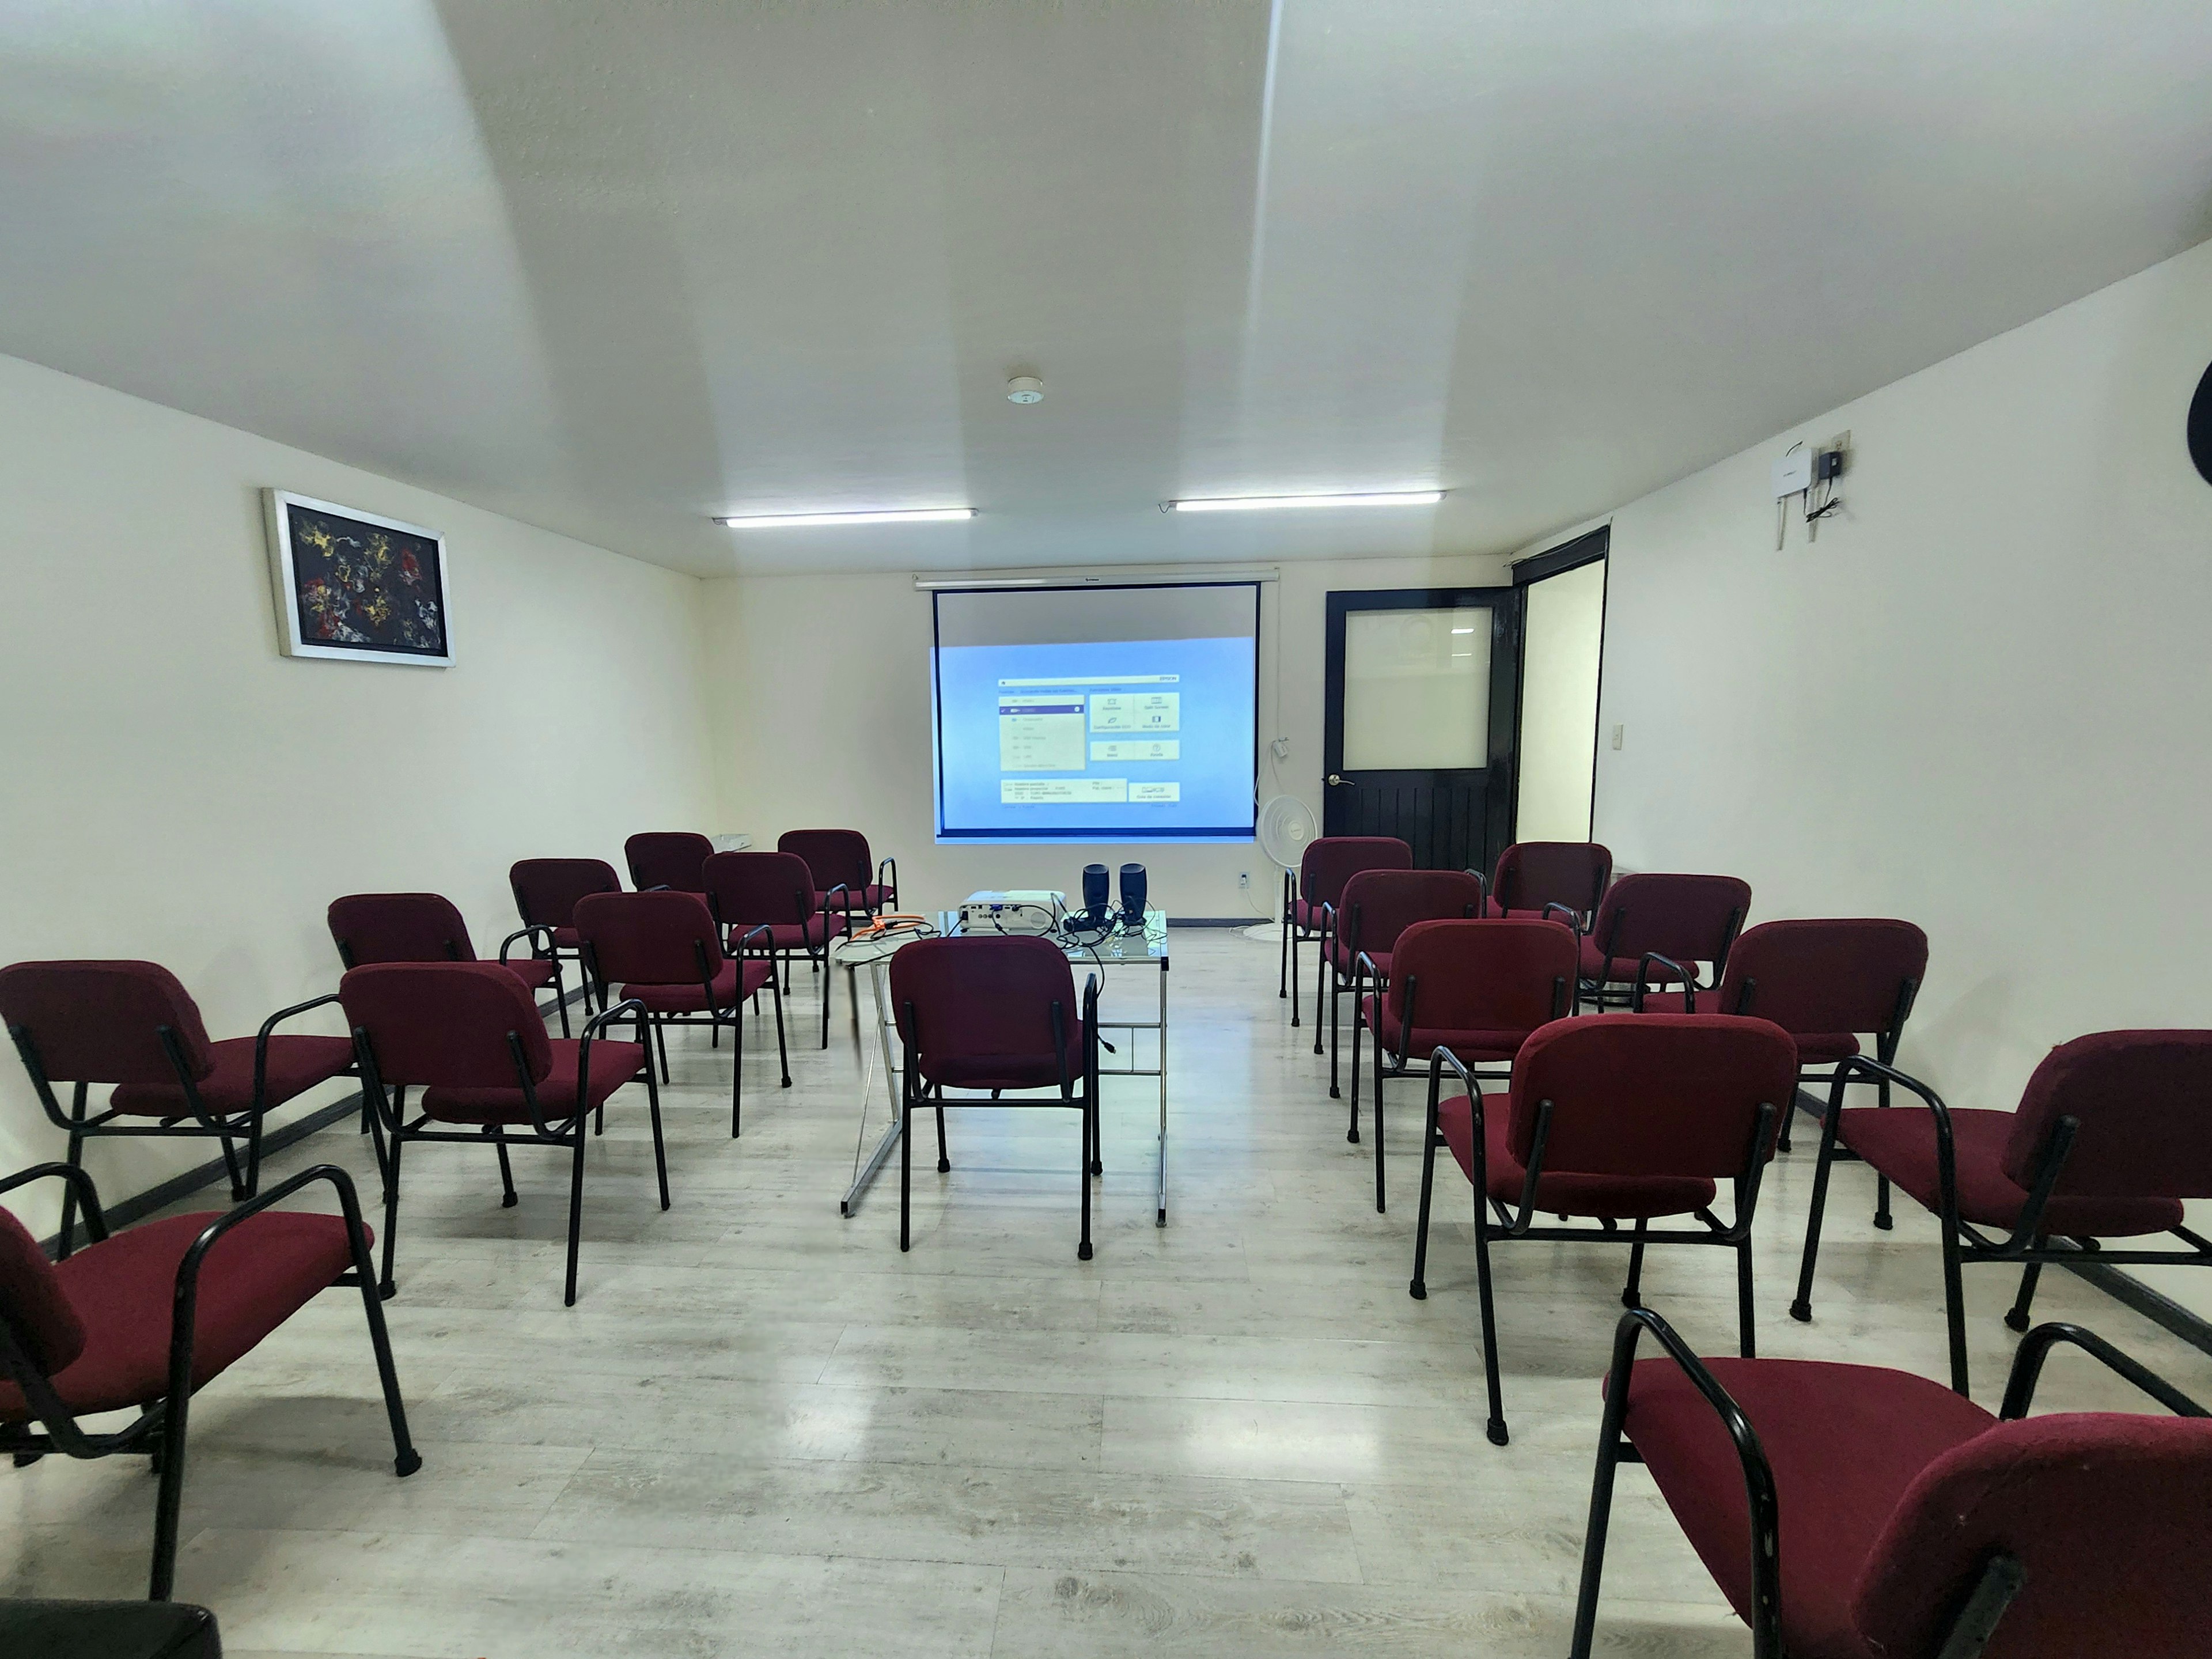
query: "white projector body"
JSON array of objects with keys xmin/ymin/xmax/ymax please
[{"xmin": 959, "ymin": 890, "xmax": 1067, "ymax": 934}]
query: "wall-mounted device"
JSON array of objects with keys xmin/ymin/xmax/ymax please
[
  {"xmin": 1774, "ymin": 435, "xmax": 1849, "ymax": 548},
  {"xmin": 1118, "ymin": 863, "xmax": 1148, "ymax": 928}
]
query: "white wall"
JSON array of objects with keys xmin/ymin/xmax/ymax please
[
  {"xmin": 0, "ymin": 353, "xmax": 713, "ymax": 1233},
  {"xmin": 1589, "ymin": 235, "xmax": 2212, "ymax": 1309},
  {"xmin": 700, "ymin": 553, "xmax": 1509, "ymax": 920}
]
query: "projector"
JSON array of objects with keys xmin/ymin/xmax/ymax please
[{"xmin": 959, "ymin": 891, "xmax": 1067, "ymax": 934}]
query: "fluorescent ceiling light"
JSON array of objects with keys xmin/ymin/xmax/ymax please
[
  {"xmin": 1450, "ymin": 627, "xmax": 1475, "ymax": 634},
  {"xmin": 715, "ymin": 507, "xmax": 976, "ymax": 529},
  {"xmin": 1166, "ymin": 490, "xmax": 1443, "ymax": 513}
]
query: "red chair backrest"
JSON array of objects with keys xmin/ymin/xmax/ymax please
[
  {"xmin": 339, "ymin": 961, "xmax": 551, "ymax": 1089},
  {"xmin": 778, "ymin": 830, "xmax": 872, "ymax": 894},
  {"xmin": 703, "ymin": 851, "xmax": 816, "ymax": 929},
  {"xmin": 624, "ymin": 832, "xmax": 713, "ymax": 894},
  {"xmin": 0, "ymin": 1206, "xmax": 89, "ymax": 1375},
  {"xmin": 1713, "ymin": 918, "xmax": 1927, "ymax": 1037},
  {"xmin": 574, "ymin": 891, "xmax": 723, "ymax": 986},
  {"xmin": 1490, "ymin": 842, "xmax": 1612, "ymax": 917},
  {"xmin": 888, "ymin": 936, "xmax": 1078, "ymax": 1066},
  {"xmin": 1505, "ymin": 1014, "xmax": 1797, "ymax": 1175},
  {"xmin": 1338, "ymin": 869, "xmax": 1486, "ymax": 955},
  {"xmin": 1587, "ymin": 873, "xmax": 1751, "ymax": 965},
  {"xmin": 1385, "ymin": 919, "xmax": 1576, "ymax": 1035},
  {"xmin": 328, "ymin": 893, "xmax": 478, "ymax": 966},
  {"xmin": 510, "ymin": 858, "xmax": 621, "ymax": 930},
  {"xmin": 0, "ymin": 960, "xmax": 214, "ymax": 1085},
  {"xmin": 1852, "ymin": 1412, "xmax": 2212, "ymax": 1658},
  {"xmin": 1299, "ymin": 836, "xmax": 1413, "ymax": 908},
  {"xmin": 2000, "ymin": 1031, "xmax": 2212, "ymax": 1199}
]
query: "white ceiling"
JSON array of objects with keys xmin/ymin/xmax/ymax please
[{"xmin": 4, "ymin": 1, "xmax": 2210, "ymax": 578}]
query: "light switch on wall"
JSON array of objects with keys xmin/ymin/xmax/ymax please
[{"xmin": 1611, "ymin": 724, "xmax": 1624, "ymax": 751}]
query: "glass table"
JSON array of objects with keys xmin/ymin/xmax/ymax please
[{"xmin": 832, "ymin": 910, "xmax": 1171, "ymax": 1226}]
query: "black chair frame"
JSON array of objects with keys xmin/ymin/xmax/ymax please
[
  {"xmin": 0, "ymin": 1161, "xmax": 419, "ymax": 1601},
  {"xmin": 1575, "ymin": 903, "xmax": 1744, "ymax": 1013},
  {"xmin": 579, "ymin": 924, "xmax": 788, "ymax": 1138},
  {"xmin": 1570, "ymin": 1309, "xmax": 2207, "ymax": 1659},
  {"xmin": 824, "ymin": 855, "xmax": 900, "ymax": 927},
  {"xmin": 1409, "ymin": 1047, "xmax": 1779, "ymax": 1446},
  {"xmin": 1351, "ymin": 949, "xmax": 1570, "ymax": 1214},
  {"xmin": 1789, "ymin": 1054, "xmax": 2212, "ymax": 1395},
  {"xmin": 354, "ymin": 997, "xmax": 668, "ymax": 1306},
  {"xmin": 1633, "ymin": 951, "xmax": 1921, "ymax": 1155},
  {"xmin": 1320, "ymin": 876, "xmax": 1486, "ymax": 1097},
  {"xmin": 1277, "ymin": 867, "xmax": 1327, "ymax": 1024},
  {"xmin": 712, "ymin": 881, "xmax": 850, "ymax": 1051},
  {"xmin": 8, "ymin": 993, "xmax": 355, "ymax": 1253},
  {"xmin": 898, "ymin": 975, "xmax": 1102, "ymax": 1262}
]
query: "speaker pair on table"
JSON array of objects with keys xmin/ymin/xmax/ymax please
[{"xmin": 1081, "ymin": 862, "xmax": 1146, "ymax": 929}]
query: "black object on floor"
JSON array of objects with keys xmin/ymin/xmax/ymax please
[{"xmin": 0, "ymin": 1599, "xmax": 221, "ymax": 1658}]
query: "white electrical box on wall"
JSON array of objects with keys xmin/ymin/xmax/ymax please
[{"xmin": 1772, "ymin": 449, "xmax": 1813, "ymax": 498}]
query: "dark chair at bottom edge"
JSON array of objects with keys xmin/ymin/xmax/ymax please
[
  {"xmin": 0, "ymin": 1162, "xmax": 419, "ymax": 1601},
  {"xmin": 1570, "ymin": 1308, "xmax": 2212, "ymax": 1659},
  {"xmin": 0, "ymin": 1598, "xmax": 220, "ymax": 1657}
]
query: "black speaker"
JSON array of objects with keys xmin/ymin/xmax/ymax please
[
  {"xmin": 1118, "ymin": 862, "xmax": 1148, "ymax": 928},
  {"xmin": 1080, "ymin": 863, "xmax": 1110, "ymax": 927}
]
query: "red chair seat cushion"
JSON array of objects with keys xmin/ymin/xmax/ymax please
[
  {"xmin": 918, "ymin": 1021, "xmax": 1087, "ymax": 1092},
  {"xmin": 1330, "ymin": 942, "xmax": 1391, "ymax": 980},
  {"xmin": 1437, "ymin": 1093, "xmax": 1718, "ymax": 1219},
  {"xmin": 421, "ymin": 1038, "xmax": 647, "ymax": 1125},
  {"xmin": 108, "ymin": 1035, "xmax": 355, "ymax": 1118},
  {"xmin": 1617, "ymin": 1355, "xmax": 1994, "ymax": 1659},
  {"xmin": 1359, "ymin": 995, "xmax": 1525, "ymax": 1063},
  {"xmin": 1579, "ymin": 939, "xmax": 1687, "ymax": 984},
  {"xmin": 499, "ymin": 958, "xmax": 559, "ymax": 990},
  {"xmin": 1839, "ymin": 1106, "xmax": 2185, "ymax": 1238},
  {"xmin": 550, "ymin": 926, "xmax": 581, "ymax": 950},
  {"xmin": 0, "ymin": 1211, "xmax": 361, "ymax": 1422},
  {"xmin": 622, "ymin": 958, "xmax": 774, "ymax": 1014},
  {"xmin": 1291, "ymin": 898, "xmax": 1323, "ymax": 930},
  {"xmin": 742, "ymin": 916, "xmax": 847, "ymax": 951},
  {"xmin": 816, "ymin": 886, "xmax": 890, "ymax": 913}
]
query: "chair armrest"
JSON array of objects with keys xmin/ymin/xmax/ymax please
[
  {"xmin": 1832, "ymin": 1054, "xmax": 1962, "ymax": 1226},
  {"xmin": 583, "ymin": 997, "xmax": 647, "ymax": 1041},
  {"xmin": 499, "ymin": 925, "xmax": 552, "ymax": 963},
  {"xmin": 1355, "ymin": 949, "xmax": 1381, "ymax": 984},
  {"xmin": 254, "ymin": 991, "xmax": 350, "ymax": 1103},
  {"xmin": 0, "ymin": 1162, "xmax": 108, "ymax": 1244},
  {"xmin": 1630, "ymin": 954, "xmax": 1695, "ymax": 1013},
  {"xmin": 877, "ymin": 855, "xmax": 897, "ymax": 895},
  {"xmin": 1462, "ymin": 868, "xmax": 1488, "ymax": 904},
  {"xmin": 1540, "ymin": 901, "xmax": 1582, "ymax": 935},
  {"xmin": 2000, "ymin": 1322, "xmax": 2210, "ymax": 1420},
  {"xmin": 738, "ymin": 923, "xmax": 774, "ymax": 952}
]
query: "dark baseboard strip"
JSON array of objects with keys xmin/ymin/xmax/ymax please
[
  {"xmin": 1179, "ymin": 917, "xmax": 1270, "ymax": 929},
  {"xmin": 2062, "ymin": 1260, "xmax": 2212, "ymax": 1358}
]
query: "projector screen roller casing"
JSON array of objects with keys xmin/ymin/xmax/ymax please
[{"xmin": 932, "ymin": 582, "xmax": 1260, "ymax": 843}]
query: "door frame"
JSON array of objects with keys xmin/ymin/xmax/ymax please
[
  {"xmin": 1321, "ymin": 586, "xmax": 1520, "ymax": 870},
  {"xmin": 1506, "ymin": 526, "xmax": 1610, "ymax": 842}
]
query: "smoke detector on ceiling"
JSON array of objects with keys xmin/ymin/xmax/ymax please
[{"xmin": 1005, "ymin": 376, "xmax": 1044, "ymax": 404}]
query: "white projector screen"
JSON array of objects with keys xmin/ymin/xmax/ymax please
[{"xmin": 931, "ymin": 582, "xmax": 1260, "ymax": 843}]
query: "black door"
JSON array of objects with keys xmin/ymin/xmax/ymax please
[{"xmin": 1321, "ymin": 587, "xmax": 1518, "ymax": 872}]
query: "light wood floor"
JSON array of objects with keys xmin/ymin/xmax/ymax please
[{"xmin": 5, "ymin": 929, "xmax": 2206, "ymax": 1656}]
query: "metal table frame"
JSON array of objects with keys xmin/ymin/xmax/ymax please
[{"xmin": 836, "ymin": 914, "xmax": 1170, "ymax": 1225}]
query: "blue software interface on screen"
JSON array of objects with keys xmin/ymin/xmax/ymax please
[{"xmin": 935, "ymin": 635, "xmax": 1257, "ymax": 840}]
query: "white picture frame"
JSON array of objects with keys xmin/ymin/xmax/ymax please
[{"xmin": 263, "ymin": 489, "xmax": 454, "ymax": 666}]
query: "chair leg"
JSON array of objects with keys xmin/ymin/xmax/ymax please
[
  {"xmin": 1372, "ymin": 1039, "xmax": 1389, "ymax": 1214},
  {"xmin": 379, "ymin": 1130, "xmax": 405, "ymax": 1298},
  {"xmin": 653, "ymin": 1016, "xmax": 672, "ymax": 1085},
  {"xmin": 1567, "ymin": 1421, "xmax": 1629, "ymax": 1659},
  {"xmin": 553, "ymin": 961, "xmax": 572, "ymax": 1039},
  {"xmin": 1313, "ymin": 937, "xmax": 1328, "ymax": 1054},
  {"xmin": 820, "ymin": 948, "xmax": 832, "ymax": 1050},
  {"xmin": 148, "ymin": 1386, "xmax": 192, "ymax": 1601},
  {"xmin": 645, "ymin": 1070, "xmax": 671, "ymax": 1211},
  {"xmin": 730, "ymin": 1003, "xmax": 743, "ymax": 1139},
  {"xmin": 1278, "ymin": 903, "xmax": 1290, "ymax": 998},
  {"xmin": 56, "ymin": 1127, "xmax": 86, "ymax": 1259},
  {"xmin": 1410, "ymin": 1098, "xmax": 1440, "ymax": 1299},
  {"xmin": 1622, "ymin": 1219, "xmax": 1647, "ymax": 1309},
  {"xmin": 215, "ymin": 1126, "xmax": 247, "ymax": 1203},
  {"xmin": 934, "ymin": 1090, "xmax": 949, "ymax": 1175},
  {"xmin": 494, "ymin": 1137, "xmax": 517, "ymax": 1207},
  {"xmin": 771, "ymin": 972, "xmax": 791, "ymax": 1086},
  {"xmin": 1874, "ymin": 1173, "xmax": 1894, "ymax": 1229},
  {"xmin": 1290, "ymin": 922, "xmax": 1302, "ymax": 1027},
  {"xmin": 2005, "ymin": 1258, "xmax": 2044, "ymax": 1333},
  {"xmin": 1473, "ymin": 1199, "xmax": 1508, "ymax": 1445},
  {"xmin": 1789, "ymin": 1107, "xmax": 1845, "ymax": 1323},
  {"xmin": 1328, "ymin": 964, "xmax": 1343, "ymax": 1097},
  {"xmin": 900, "ymin": 1078, "xmax": 912, "ymax": 1253},
  {"xmin": 244, "ymin": 1111, "xmax": 268, "ymax": 1198},
  {"xmin": 1736, "ymin": 1236, "xmax": 1757, "ymax": 1358},
  {"xmin": 344, "ymin": 1202, "xmax": 423, "ymax": 1479},
  {"xmin": 1348, "ymin": 1001, "xmax": 1364, "ymax": 1143},
  {"xmin": 562, "ymin": 1127, "xmax": 588, "ymax": 1306},
  {"xmin": 1077, "ymin": 1088, "xmax": 1094, "ymax": 1262},
  {"xmin": 1940, "ymin": 1224, "xmax": 1970, "ymax": 1395}
]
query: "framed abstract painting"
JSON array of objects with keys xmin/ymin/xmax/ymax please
[{"xmin": 263, "ymin": 490, "xmax": 454, "ymax": 666}]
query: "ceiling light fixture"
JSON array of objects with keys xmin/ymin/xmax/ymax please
[
  {"xmin": 714, "ymin": 507, "xmax": 976, "ymax": 529},
  {"xmin": 1164, "ymin": 490, "xmax": 1444, "ymax": 513}
]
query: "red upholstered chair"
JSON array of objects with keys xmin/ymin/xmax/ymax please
[
  {"xmin": 1634, "ymin": 918, "xmax": 1927, "ymax": 1154},
  {"xmin": 778, "ymin": 828, "xmax": 897, "ymax": 924},
  {"xmin": 1350, "ymin": 917, "xmax": 1575, "ymax": 1213},
  {"xmin": 889, "ymin": 936, "xmax": 1100, "ymax": 1260},
  {"xmin": 0, "ymin": 961, "xmax": 357, "ymax": 1247},
  {"xmin": 1791, "ymin": 1030, "xmax": 2212, "ymax": 1395},
  {"xmin": 1326, "ymin": 868, "xmax": 1486, "ymax": 1097},
  {"xmin": 510, "ymin": 857, "xmax": 620, "ymax": 1016},
  {"xmin": 702, "ymin": 850, "xmax": 849, "ymax": 1050},
  {"xmin": 1484, "ymin": 839, "xmax": 1612, "ymax": 926},
  {"xmin": 1410, "ymin": 1014, "xmax": 1797, "ymax": 1445},
  {"xmin": 0, "ymin": 1160, "xmax": 419, "ymax": 1601},
  {"xmin": 1281, "ymin": 835, "xmax": 1412, "ymax": 1029},
  {"xmin": 327, "ymin": 892, "xmax": 568, "ymax": 1035},
  {"xmin": 624, "ymin": 832, "xmax": 713, "ymax": 895},
  {"xmin": 340, "ymin": 961, "xmax": 667, "ymax": 1305},
  {"xmin": 573, "ymin": 891, "xmax": 786, "ymax": 1137},
  {"xmin": 1569, "ymin": 1309, "xmax": 2212, "ymax": 1659},
  {"xmin": 1574, "ymin": 871, "xmax": 1750, "ymax": 1011}
]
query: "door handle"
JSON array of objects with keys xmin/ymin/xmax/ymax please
[{"xmin": 1327, "ymin": 774, "xmax": 1348, "ymax": 786}]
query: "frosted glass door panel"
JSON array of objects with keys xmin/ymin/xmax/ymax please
[
  {"xmin": 1514, "ymin": 560, "xmax": 1605, "ymax": 842},
  {"xmin": 1342, "ymin": 608, "xmax": 1490, "ymax": 770}
]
